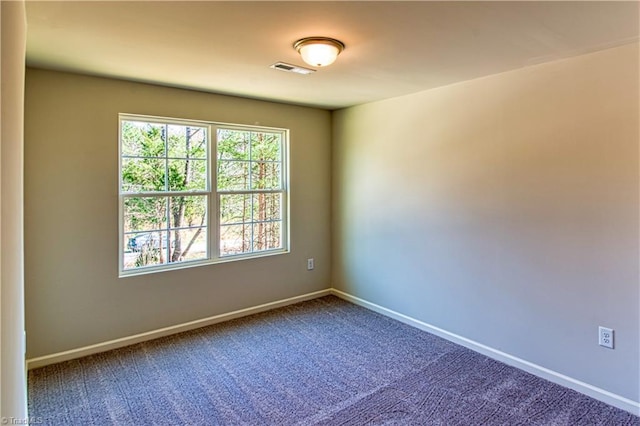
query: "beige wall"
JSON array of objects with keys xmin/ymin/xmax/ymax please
[
  {"xmin": 333, "ymin": 43, "xmax": 639, "ymax": 401},
  {"xmin": 1, "ymin": 0, "xmax": 28, "ymax": 419},
  {"xmin": 24, "ymin": 69, "xmax": 332, "ymax": 358}
]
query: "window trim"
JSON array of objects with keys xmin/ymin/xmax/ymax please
[{"xmin": 118, "ymin": 114, "xmax": 290, "ymax": 277}]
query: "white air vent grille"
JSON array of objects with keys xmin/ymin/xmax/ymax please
[{"xmin": 270, "ymin": 62, "xmax": 315, "ymax": 75}]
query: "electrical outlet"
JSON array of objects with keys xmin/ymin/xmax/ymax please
[
  {"xmin": 307, "ymin": 258, "xmax": 314, "ymax": 270},
  {"xmin": 598, "ymin": 326, "xmax": 614, "ymax": 349}
]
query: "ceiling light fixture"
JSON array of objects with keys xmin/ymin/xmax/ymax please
[{"xmin": 293, "ymin": 37, "xmax": 345, "ymax": 67}]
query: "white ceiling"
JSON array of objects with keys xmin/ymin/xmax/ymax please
[{"xmin": 25, "ymin": 1, "xmax": 639, "ymax": 110}]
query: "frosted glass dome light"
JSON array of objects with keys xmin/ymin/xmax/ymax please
[{"xmin": 294, "ymin": 37, "xmax": 345, "ymax": 67}]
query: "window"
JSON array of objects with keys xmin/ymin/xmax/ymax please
[{"xmin": 119, "ymin": 115, "xmax": 288, "ymax": 275}]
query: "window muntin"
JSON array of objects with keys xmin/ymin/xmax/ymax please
[{"xmin": 119, "ymin": 116, "xmax": 288, "ymax": 276}]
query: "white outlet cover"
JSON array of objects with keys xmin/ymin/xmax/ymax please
[{"xmin": 598, "ymin": 326, "xmax": 614, "ymax": 349}]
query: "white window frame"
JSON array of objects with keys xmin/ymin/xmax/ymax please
[{"xmin": 119, "ymin": 114, "xmax": 290, "ymax": 277}]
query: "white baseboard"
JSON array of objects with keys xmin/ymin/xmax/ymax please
[
  {"xmin": 330, "ymin": 288, "xmax": 640, "ymax": 416},
  {"xmin": 26, "ymin": 289, "xmax": 331, "ymax": 370}
]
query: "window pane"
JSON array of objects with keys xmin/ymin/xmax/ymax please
[
  {"xmin": 220, "ymin": 194, "xmax": 251, "ymax": 225},
  {"xmin": 251, "ymin": 162, "xmax": 281, "ymax": 190},
  {"xmin": 121, "ymin": 121, "xmax": 165, "ymax": 157},
  {"xmin": 168, "ymin": 159, "xmax": 207, "ymax": 191},
  {"xmin": 123, "ymin": 230, "xmax": 169, "ymax": 269},
  {"xmin": 251, "ymin": 132, "xmax": 281, "ymax": 162},
  {"xmin": 217, "ymin": 129, "xmax": 250, "ymax": 161},
  {"xmin": 171, "ymin": 227, "xmax": 209, "ymax": 262},
  {"xmin": 252, "ymin": 221, "xmax": 281, "ymax": 252},
  {"xmin": 123, "ymin": 197, "xmax": 167, "ymax": 233},
  {"xmin": 220, "ymin": 224, "xmax": 251, "ymax": 256},
  {"xmin": 169, "ymin": 195, "xmax": 207, "ymax": 229},
  {"xmin": 121, "ymin": 158, "xmax": 166, "ymax": 192},
  {"xmin": 252, "ymin": 193, "xmax": 281, "ymax": 222},
  {"xmin": 167, "ymin": 125, "xmax": 207, "ymax": 159},
  {"xmin": 168, "ymin": 227, "xmax": 207, "ymax": 263},
  {"xmin": 217, "ymin": 161, "xmax": 249, "ymax": 191}
]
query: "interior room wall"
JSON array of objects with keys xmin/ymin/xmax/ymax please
[
  {"xmin": 1, "ymin": 0, "xmax": 28, "ymax": 419},
  {"xmin": 24, "ymin": 69, "xmax": 331, "ymax": 359},
  {"xmin": 332, "ymin": 43, "xmax": 639, "ymax": 402}
]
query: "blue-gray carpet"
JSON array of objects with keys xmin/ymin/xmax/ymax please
[{"xmin": 28, "ymin": 296, "xmax": 639, "ymax": 425}]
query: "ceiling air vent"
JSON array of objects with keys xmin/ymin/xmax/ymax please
[{"xmin": 270, "ymin": 62, "xmax": 315, "ymax": 75}]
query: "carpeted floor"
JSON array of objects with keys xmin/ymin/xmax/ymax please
[{"xmin": 28, "ymin": 296, "xmax": 639, "ymax": 425}]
